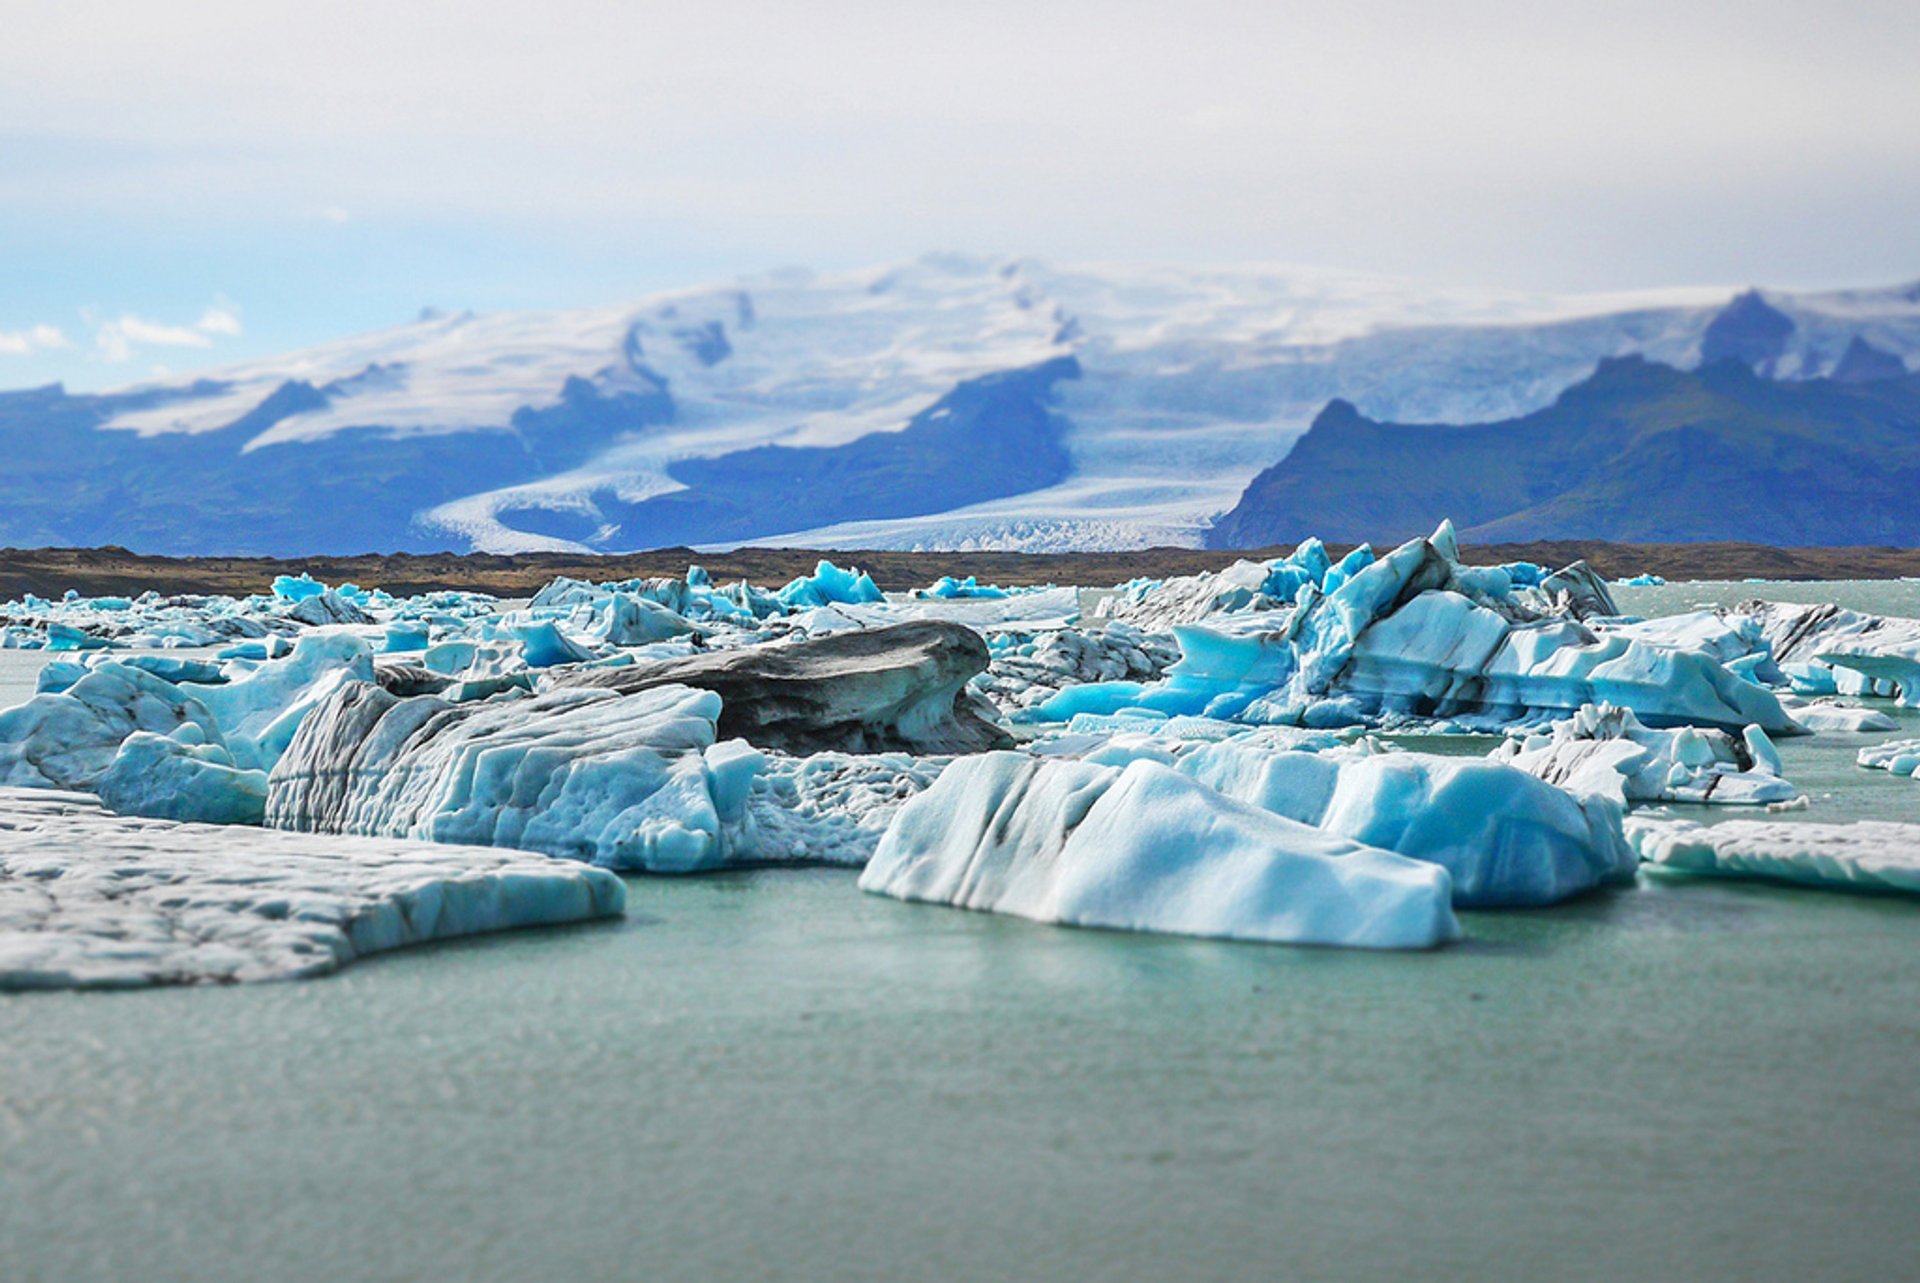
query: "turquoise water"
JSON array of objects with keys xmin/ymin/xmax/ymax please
[{"xmin": 6, "ymin": 588, "xmax": 1920, "ymax": 1282}]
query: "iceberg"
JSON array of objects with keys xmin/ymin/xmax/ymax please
[
  {"xmin": 0, "ymin": 664, "xmax": 227, "ymax": 790},
  {"xmin": 0, "ymin": 787, "xmax": 625, "ymax": 989},
  {"xmin": 1784, "ymin": 700, "xmax": 1897, "ymax": 733},
  {"xmin": 1026, "ymin": 529, "xmax": 1795, "ymax": 735},
  {"xmin": 1178, "ymin": 737, "xmax": 1634, "ymax": 906},
  {"xmin": 747, "ymin": 751, "xmax": 949, "ymax": 866},
  {"xmin": 557, "ymin": 620, "xmax": 1010, "ymax": 754},
  {"xmin": 859, "ymin": 753, "xmax": 1459, "ymax": 949},
  {"xmin": 1627, "ymin": 816, "xmax": 1920, "ymax": 895},
  {"xmin": 777, "ymin": 560, "xmax": 886, "ymax": 610},
  {"xmin": 1491, "ymin": 704, "xmax": 1799, "ymax": 806},
  {"xmin": 917, "ymin": 575, "xmax": 1009, "ymax": 600},
  {"xmin": 95, "ymin": 730, "xmax": 269, "ymax": 825},
  {"xmin": 181, "ymin": 631, "xmax": 376, "ymax": 770},
  {"xmin": 974, "ymin": 622, "xmax": 1177, "ymax": 715},
  {"xmin": 268, "ymin": 681, "xmax": 764, "ymax": 873},
  {"xmin": 1856, "ymin": 739, "xmax": 1920, "ymax": 780},
  {"xmin": 1722, "ymin": 599, "xmax": 1920, "ymax": 705}
]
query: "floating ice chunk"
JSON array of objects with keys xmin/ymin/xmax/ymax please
[
  {"xmin": 747, "ymin": 751, "xmax": 949, "ymax": 865},
  {"xmin": 1782, "ymin": 700, "xmax": 1897, "ymax": 733},
  {"xmin": 268, "ymin": 680, "xmax": 765, "ymax": 873},
  {"xmin": 504, "ymin": 618, "xmax": 600, "ymax": 667},
  {"xmin": 183, "ymin": 632, "xmax": 376, "ymax": 770},
  {"xmin": 589, "ymin": 592, "xmax": 696, "ymax": 646},
  {"xmin": 1626, "ymin": 816, "xmax": 1920, "ymax": 895},
  {"xmin": 284, "ymin": 589, "xmax": 373, "ymax": 627},
  {"xmin": 45, "ymin": 623, "xmax": 113, "ymax": 652},
  {"xmin": 1618, "ymin": 573, "xmax": 1666, "ymax": 586},
  {"xmin": 0, "ymin": 665, "xmax": 226, "ymax": 790},
  {"xmin": 1856, "ymin": 739, "xmax": 1920, "ymax": 779},
  {"xmin": 556, "ymin": 620, "xmax": 1009, "ymax": 754},
  {"xmin": 974, "ymin": 623, "xmax": 1177, "ymax": 715},
  {"xmin": 918, "ymin": 575, "xmax": 1010, "ymax": 600},
  {"xmin": 1727, "ymin": 600, "xmax": 1920, "ymax": 706},
  {"xmin": 0, "ymin": 788, "xmax": 625, "ymax": 989},
  {"xmin": 1030, "ymin": 532, "xmax": 1797, "ymax": 735},
  {"xmin": 271, "ymin": 572, "xmax": 328, "ymax": 602},
  {"xmin": 1180, "ymin": 738, "xmax": 1633, "ymax": 906},
  {"xmin": 1491, "ymin": 704, "xmax": 1798, "ymax": 806},
  {"xmin": 95, "ymin": 730, "xmax": 269, "ymax": 825},
  {"xmin": 777, "ymin": 560, "xmax": 885, "ymax": 610},
  {"xmin": 860, "ymin": 753, "xmax": 1459, "ymax": 949}
]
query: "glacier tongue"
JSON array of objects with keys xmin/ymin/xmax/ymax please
[{"xmin": 0, "ymin": 788, "xmax": 625, "ymax": 990}]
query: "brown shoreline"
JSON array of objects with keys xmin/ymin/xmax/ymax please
[{"xmin": 4, "ymin": 540, "xmax": 1920, "ymax": 599}]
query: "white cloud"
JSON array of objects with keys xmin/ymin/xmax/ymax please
[
  {"xmin": 0, "ymin": 323, "xmax": 71, "ymax": 356},
  {"xmin": 197, "ymin": 304, "xmax": 242, "ymax": 336},
  {"xmin": 321, "ymin": 205, "xmax": 351, "ymax": 224},
  {"xmin": 93, "ymin": 302, "xmax": 243, "ymax": 362}
]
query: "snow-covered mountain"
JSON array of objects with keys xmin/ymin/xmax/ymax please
[{"xmin": 10, "ymin": 255, "xmax": 1920, "ymax": 555}]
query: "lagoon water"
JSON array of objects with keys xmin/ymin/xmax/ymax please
[{"xmin": 6, "ymin": 585, "xmax": 1920, "ymax": 1282}]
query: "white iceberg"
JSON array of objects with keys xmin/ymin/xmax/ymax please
[
  {"xmin": 0, "ymin": 787, "xmax": 625, "ymax": 989},
  {"xmin": 1491, "ymin": 704, "xmax": 1799, "ymax": 806},
  {"xmin": 1627, "ymin": 816, "xmax": 1920, "ymax": 895},
  {"xmin": 1180, "ymin": 737, "xmax": 1634, "ymax": 906},
  {"xmin": 859, "ymin": 752, "xmax": 1459, "ymax": 949},
  {"xmin": 1856, "ymin": 739, "xmax": 1920, "ymax": 780}
]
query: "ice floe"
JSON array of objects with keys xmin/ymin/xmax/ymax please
[
  {"xmin": 0, "ymin": 788, "xmax": 624, "ymax": 989},
  {"xmin": 1627, "ymin": 817, "xmax": 1920, "ymax": 895}
]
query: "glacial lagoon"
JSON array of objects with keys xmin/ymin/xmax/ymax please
[{"xmin": 5, "ymin": 581, "xmax": 1920, "ymax": 1282}]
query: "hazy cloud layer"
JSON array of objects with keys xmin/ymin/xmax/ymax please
[{"xmin": 1, "ymin": 0, "xmax": 1915, "ymax": 386}]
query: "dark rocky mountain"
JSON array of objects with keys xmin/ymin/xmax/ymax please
[
  {"xmin": 1698, "ymin": 289, "xmax": 1795, "ymax": 373},
  {"xmin": 1830, "ymin": 335, "xmax": 1909, "ymax": 383},
  {"xmin": 1207, "ymin": 355, "xmax": 1920, "ymax": 549}
]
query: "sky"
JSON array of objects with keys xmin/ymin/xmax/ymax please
[{"xmin": 3, "ymin": 0, "xmax": 1917, "ymax": 390}]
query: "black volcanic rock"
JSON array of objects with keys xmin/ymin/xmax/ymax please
[
  {"xmin": 1699, "ymin": 289, "xmax": 1795, "ymax": 373},
  {"xmin": 557, "ymin": 620, "xmax": 1012, "ymax": 754},
  {"xmin": 1207, "ymin": 356, "xmax": 1920, "ymax": 548},
  {"xmin": 1830, "ymin": 335, "xmax": 1908, "ymax": 384}
]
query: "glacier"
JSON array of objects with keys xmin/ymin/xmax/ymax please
[{"xmin": 25, "ymin": 255, "xmax": 1918, "ymax": 556}]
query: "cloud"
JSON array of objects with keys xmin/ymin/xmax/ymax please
[
  {"xmin": 94, "ymin": 303, "xmax": 242, "ymax": 361},
  {"xmin": 196, "ymin": 304, "xmax": 242, "ymax": 336},
  {"xmin": 321, "ymin": 205, "xmax": 351, "ymax": 224},
  {"xmin": 0, "ymin": 323, "xmax": 71, "ymax": 356}
]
